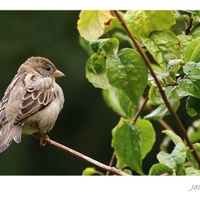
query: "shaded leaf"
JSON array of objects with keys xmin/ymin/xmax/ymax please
[
  {"xmin": 86, "ymin": 53, "xmax": 111, "ymax": 89},
  {"xmin": 102, "ymin": 89, "xmax": 126, "ymax": 117},
  {"xmin": 90, "ymin": 38, "xmax": 119, "ymax": 55},
  {"xmin": 144, "ymin": 98, "xmax": 180, "ymax": 120},
  {"xmin": 186, "ymin": 96, "xmax": 200, "ymax": 117},
  {"xmin": 149, "ymin": 163, "xmax": 173, "ymax": 175},
  {"xmin": 187, "ymin": 119, "xmax": 200, "ymax": 143},
  {"xmin": 186, "ymin": 143, "xmax": 200, "ymax": 169}
]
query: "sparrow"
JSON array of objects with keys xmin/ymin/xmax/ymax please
[{"xmin": 0, "ymin": 56, "xmax": 65, "ymax": 153}]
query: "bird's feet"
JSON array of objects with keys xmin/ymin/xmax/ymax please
[{"xmin": 33, "ymin": 132, "xmax": 50, "ymax": 147}]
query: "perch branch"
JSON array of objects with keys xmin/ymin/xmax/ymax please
[
  {"xmin": 33, "ymin": 133, "xmax": 129, "ymax": 176},
  {"xmin": 112, "ymin": 10, "xmax": 200, "ymax": 167}
]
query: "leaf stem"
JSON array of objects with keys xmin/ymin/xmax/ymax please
[
  {"xmin": 112, "ymin": 10, "xmax": 200, "ymax": 167},
  {"xmin": 33, "ymin": 133, "xmax": 129, "ymax": 176}
]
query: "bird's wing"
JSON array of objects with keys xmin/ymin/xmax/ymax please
[
  {"xmin": 14, "ymin": 74, "xmax": 56, "ymax": 125},
  {"xmin": 0, "ymin": 74, "xmax": 20, "ymax": 122}
]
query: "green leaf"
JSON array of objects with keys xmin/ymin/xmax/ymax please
[
  {"xmin": 157, "ymin": 151, "xmax": 176, "ymax": 169},
  {"xmin": 186, "ymin": 96, "xmax": 200, "ymax": 117},
  {"xmin": 112, "ymin": 119, "xmax": 155, "ymax": 174},
  {"xmin": 167, "ymin": 59, "xmax": 185, "ymax": 79},
  {"xmin": 184, "ymin": 38, "xmax": 200, "ymax": 62},
  {"xmin": 90, "ymin": 38, "xmax": 119, "ymax": 55},
  {"xmin": 157, "ymin": 142, "xmax": 186, "ymax": 170},
  {"xmin": 179, "ymin": 62, "xmax": 200, "ymax": 98},
  {"xmin": 191, "ymin": 27, "xmax": 200, "ymax": 39},
  {"xmin": 149, "ymin": 85, "xmax": 164, "ymax": 105},
  {"xmin": 102, "ymin": 89, "xmax": 126, "ymax": 117},
  {"xmin": 86, "ymin": 53, "xmax": 111, "ymax": 89},
  {"xmin": 162, "ymin": 130, "xmax": 184, "ymax": 145},
  {"xmin": 107, "ymin": 48, "xmax": 148, "ymax": 105},
  {"xmin": 82, "ymin": 167, "xmax": 104, "ymax": 175},
  {"xmin": 141, "ymin": 30, "xmax": 180, "ymax": 69},
  {"xmin": 102, "ymin": 89, "xmax": 138, "ymax": 118},
  {"xmin": 187, "ymin": 119, "xmax": 200, "ymax": 143},
  {"xmin": 117, "ymin": 90, "xmax": 138, "ymax": 118},
  {"xmin": 185, "ymin": 167, "xmax": 200, "ymax": 175},
  {"xmin": 112, "ymin": 118, "xmax": 143, "ymax": 174},
  {"xmin": 135, "ymin": 119, "xmax": 156, "ymax": 159},
  {"xmin": 77, "ymin": 10, "xmax": 115, "ymax": 41},
  {"xmin": 171, "ymin": 143, "xmax": 186, "ymax": 167},
  {"xmin": 177, "ymin": 34, "xmax": 193, "ymax": 58},
  {"xmin": 144, "ymin": 98, "xmax": 180, "ymax": 120},
  {"xmin": 124, "ymin": 10, "xmax": 176, "ymax": 40},
  {"xmin": 186, "ymin": 143, "xmax": 200, "ymax": 169},
  {"xmin": 149, "ymin": 163, "xmax": 173, "ymax": 175}
]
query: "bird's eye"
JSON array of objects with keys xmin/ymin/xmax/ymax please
[{"xmin": 45, "ymin": 66, "xmax": 51, "ymax": 71}]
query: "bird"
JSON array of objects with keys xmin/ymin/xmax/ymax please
[{"xmin": 0, "ymin": 56, "xmax": 65, "ymax": 153}]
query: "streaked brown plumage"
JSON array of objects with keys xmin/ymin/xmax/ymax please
[{"xmin": 0, "ymin": 56, "xmax": 65, "ymax": 153}]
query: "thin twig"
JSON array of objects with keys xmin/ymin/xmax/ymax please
[
  {"xmin": 106, "ymin": 152, "xmax": 116, "ymax": 175},
  {"xmin": 33, "ymin": 133, "xmax": 129, "ymax": 176},
  {"xmin": 132, "ymin": 95, "xmax": 149, "ymax": 124},
  {"xmin": 112, "ymin": 10, "xmax": 200, "ymax": 167}
]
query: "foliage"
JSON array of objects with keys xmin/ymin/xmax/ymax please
[{"xmin": 77, "ymin": 10, "xmax": 200, "ymax": 175}]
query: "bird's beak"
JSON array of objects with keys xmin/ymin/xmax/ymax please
[{"xmin": 53, "ymin": 69, "xmax": 65, "ymax": 78}]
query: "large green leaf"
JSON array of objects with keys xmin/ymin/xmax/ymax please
[
  {"xmin": 77, "ymin": 10, "xmax": 116, "ymax": 41},
  {"xmin": 124, "ymin": 10, "xmax": 176, "ymax": 40},
  {"xmin": 107, "ymin": 48, "xmax": 148, "ymax": 105},
  {"xmin": 141, "ymin": 30, "xmax": 180, "ymax": 69},
  {"xmin": 135, "ymin": 119, "xmax": 156, "ymax": 159},
  {"xmin": 112, "ymin": 119, "xmax": 155, "ymax": 174},
  {"xmin": 179, "ymin": 62, "xmax": 200, "ymax": 98},
  {"xmin": 112, "ymin": 118, "xmax": 143, "ymax": 174},
  {"xmin": 184, "ymin": 38, "xmax": 200, "ymax": 62}
]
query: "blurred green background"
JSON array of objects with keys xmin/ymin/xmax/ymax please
[
  {"xmin": 0, "ymin": 11, "xmax": 192, "ymax": 175},
  {"xmin": 0, "ymin": 11, "xmax": 120, "ymax": 175}
]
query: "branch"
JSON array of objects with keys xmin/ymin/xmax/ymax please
[
  {"xmin": 33, "ymin": 133, "xmax": 129, "ymax": 176},
  {"xmin": 112, "ymin": 10, "xmax": 200, "ymax": 167}
]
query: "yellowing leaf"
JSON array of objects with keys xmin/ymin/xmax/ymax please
[
  {"xmin": 124, "ymin": 10, "xmax": 176, "ymax": 40},
  {"xmin": 77, "ymin": 10, "xmax": 115, "ymax": 41}
]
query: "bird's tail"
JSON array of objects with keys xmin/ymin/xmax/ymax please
[{"xmin": 0, "ymin": 124, "xmax": 22, "ymax": 153}]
